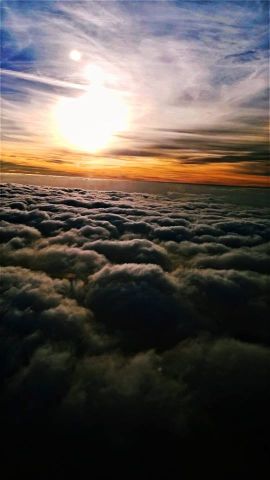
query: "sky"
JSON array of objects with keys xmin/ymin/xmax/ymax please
[
  {"xmin": 1, "ymin": 0, "xmax": 269, "ymax": 186},
  {"xmin": 1, "ymin": 2, "xmax": 270, "ymax": 473}
]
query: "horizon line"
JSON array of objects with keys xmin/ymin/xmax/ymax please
[{"xmin": 1, "ymin": 172, "xmax": 269, "ymax": 190}]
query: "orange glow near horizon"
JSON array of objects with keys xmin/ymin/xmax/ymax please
[{"xmin": 1, "ymin": 145, "xmax": 269, "ymax": 188}]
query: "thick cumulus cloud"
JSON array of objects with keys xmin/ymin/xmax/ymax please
[{"xmin": 1, "ymin": 182, "xmax": 270, "ymax": 476}]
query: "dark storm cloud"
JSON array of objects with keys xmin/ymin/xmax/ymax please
[{"xmin": 1, "ymin": 182, "xmax": 270, "ymax": 475}]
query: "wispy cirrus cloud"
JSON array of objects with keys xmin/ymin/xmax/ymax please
[{"xmin": 1, "ymin": 0, "xmax": 269, "ymax": 184}]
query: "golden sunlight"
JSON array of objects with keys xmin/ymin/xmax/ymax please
[{"xmin": 52, "ymin": 84, "xmax": 129, "ymax": 153}]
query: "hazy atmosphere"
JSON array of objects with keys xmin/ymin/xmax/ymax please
[{"xmin": 0, "ymin": 1, "xmax": 269, "ymax": 478}]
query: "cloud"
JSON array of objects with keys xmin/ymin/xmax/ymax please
[
  {"xmin": 1, "ymin": 0, "xmax": 268, "ymax": 183},
  {"xmin": 0, "ymin": 244, "xmax": 106, "ymax": 279},
  {"xmin": 83, "ymin": 238, "xmax": 171, "ymax": 270},
  {"xmin": 1, "ymin": 182, "xmax": 270, "ymax": 475},
  {"xmin": 0, "ymin": 220, "xmax": 41, "ymax": 243},
  {"xmin": 85, "ymin": 262, "xmax": 191, "ymax": 351},
  {"xmin": 194, "ymin": 248, "xmax": 270, "ymax": 273}
]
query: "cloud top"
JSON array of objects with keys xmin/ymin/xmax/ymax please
[{"xmin": 1, "ymin": 182, "xmax": 270, "ymax": 474}]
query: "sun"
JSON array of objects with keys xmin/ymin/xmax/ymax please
[
  {"xmin": 53, "ymin": 75, "xmax": 129, "ymax": 153},
  {"xmin": 69, "ymin": 49, "xmax": 81, "ymax": 62}
]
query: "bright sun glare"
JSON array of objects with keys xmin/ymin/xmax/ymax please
[
  {"xmin": 69, "ymin": 49, "xmax": 81, "ymax": 62},
  {"xmin": 53, "ymin": 56, "xmax": 129, "ymax": 153}
]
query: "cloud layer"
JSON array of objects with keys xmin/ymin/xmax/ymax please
[{"xmin": 1, "ymin": 182, "xmax": 270, "ymax": 475}]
